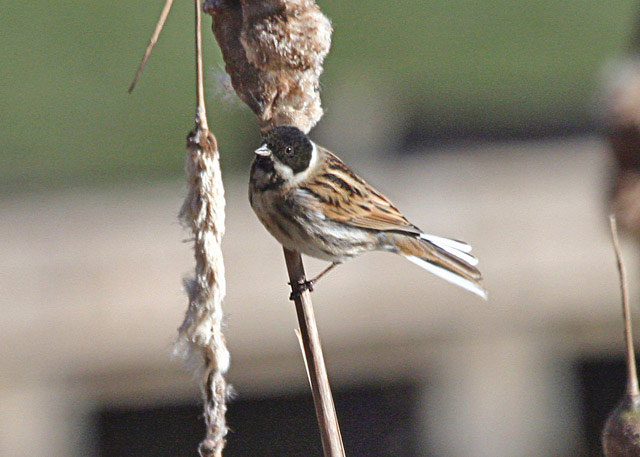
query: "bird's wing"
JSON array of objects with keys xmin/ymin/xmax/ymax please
[{"xmin": 299, "ymin": 148, "xmax": 421, "ymax": 235}]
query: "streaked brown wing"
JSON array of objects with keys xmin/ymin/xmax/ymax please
[{"xmin": 301, "ymin": 147, "xmax": 421, "ymax": 235}]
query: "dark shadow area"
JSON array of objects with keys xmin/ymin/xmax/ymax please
[
  {"xmin": 576, "ymin": 357, "xmax": 632, "ymax": 457},
  {"xmin": 96, "ymin": 381, "xmax": 421, "ymax": 457},
  {"xmin": 398, "ymin": 111, "xmax": 596, "ymax": 152}
]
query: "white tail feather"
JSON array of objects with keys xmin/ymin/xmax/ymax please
[
  {"xmin": 432, "ymin": 242, "xmax": 479, "ymax": 266},
  {"xmin": 419, "ymin": 233, "xmax": 473, "ymax": 253},
  {"xmin": 404, "ymin": 255, "xmax": 487, "ymax": 299},
  {"xmin": 419, "ymin": 234, "xmax": 478, "ymax": 266}
]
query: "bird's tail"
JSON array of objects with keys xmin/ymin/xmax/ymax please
[{"xmin": 394, "ymin": 233, "xmax": 487, "ymax": 299}]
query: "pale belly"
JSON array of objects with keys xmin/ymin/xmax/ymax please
[{"xmin": 249, "ymin": 187, "xmax": 378, "ymax": 262}]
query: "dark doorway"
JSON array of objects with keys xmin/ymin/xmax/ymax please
[
  {"xmin": 96, "ymin": 382, "xmax": 422, "ymax": 457},
  {"xmin": 576, "ymin": 357, "xmax": 633, "ymax": 457}
]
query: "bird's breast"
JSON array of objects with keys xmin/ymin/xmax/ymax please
[
  {"xmin": 249, "ymin": 171, "xmax": 380, "ymax": 262},
  {"xmin": 250, "ymin": 156, "xmax": 285, "ymax": 192}
]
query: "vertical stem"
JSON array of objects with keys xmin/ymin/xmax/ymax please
[
  {"xmin": 610, "ymin": 216, "xmax": 640, "ymax": 398},
  {"xmin": 283, "ymin": 248, "xmax": 346, "ymax": 457},
  {"xmin": 194, "ymin": 0, "xmax": 209, "ymax": 131}
]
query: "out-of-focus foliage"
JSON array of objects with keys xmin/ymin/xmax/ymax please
[{"xmin": 0, "ymin": 0, "xmax": 636, "ymax": 193}]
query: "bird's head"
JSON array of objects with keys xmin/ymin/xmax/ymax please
[{"xmin": 255, "ymin": 126, "xmax": 314, "ymax": 175}]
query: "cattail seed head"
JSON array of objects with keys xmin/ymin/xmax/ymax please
[
  {"xmin": 204, "ymin": 0, "xmax": 332, "ymax": 133},
  {"xmin": 603, "ymin": 394, "xmax": 640, "ymax": 457}
]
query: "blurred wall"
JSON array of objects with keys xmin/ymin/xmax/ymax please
[{"xmin": 2, "ymin": 137, "xmax": 638, "ymax": 456}]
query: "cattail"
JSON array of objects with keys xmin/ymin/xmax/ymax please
[
  {"xmin": 603, "ymin": 5, "xmax": 640, "ymax": 241},
  {"xmin": 174, "ymin": 2, "xmax": 230, "ymax": 455},
  {"xmin": 204, "ymin": 0, "xmax": 331, "ymax": 133},
  {"xmin": 130, "ymin": 0, "xmax": 230, "ymax": 455}
]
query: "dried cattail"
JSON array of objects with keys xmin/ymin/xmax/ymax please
[
  {"xmin": 175, "ymin": 2, "xmax": 229, "ymax": 456},
  {"xmin": 610, "ymin": 172, "xmax": 640, "ymax": 240},
  {"xmin": 176, "ymin": 127, "xmax": 229, "ymax": 457},
  {"xmin": 241, "ymin": 0, "xmax": 331, "ymax": 72},
  {"xmin": 204, "ymin": 0, "xmax": 331, "ymax": 133},
  {"xmin": 602, "ymin": 396, "xmax": 640, "ymax": 457},
  {"xmin": 602, "ymin": 10, "xmax": 640, "ymax": 241}
]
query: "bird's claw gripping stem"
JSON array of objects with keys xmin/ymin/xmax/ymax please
[{"xmin": 288, "ymin": 279, "xmax": 314, "ymax": 300}]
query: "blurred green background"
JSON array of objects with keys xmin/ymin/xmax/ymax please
[{"xmin": 1, "ymin": 0, "xmax": 637, "ymax": 194}]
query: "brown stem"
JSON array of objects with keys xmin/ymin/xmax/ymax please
[
  {"xmin": 610, "ymin": 215, "xmax": 640, "ymax": 398},
  {"xmin": 194, "ymin": 0, "xmax": 208, "ymax": 130},
  {"xmin": 128, "ymin": 0, "xmax": 175, "ymax": 93},
  {"xmin": 283, "ymin": 248, "xmax": 346, "ymax": 457}
]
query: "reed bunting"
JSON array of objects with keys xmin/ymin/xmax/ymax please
[{"xmin": 249, "ymin": 126, "xmax": 486, "ymax": 299}]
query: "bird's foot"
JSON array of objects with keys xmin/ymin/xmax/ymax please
[{"xmin": 288, "ymin": 279, "xmax": 314, "ymax": 300}]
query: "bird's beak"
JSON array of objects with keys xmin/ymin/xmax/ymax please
[{"xmin": 254, "ymin": 144, "xmax": 271, "ymax": 156}]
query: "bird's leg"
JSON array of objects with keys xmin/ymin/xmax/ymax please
[
  {"xmin": 288, "ymin": 262, "xmax": 340, "ymax": 300},
  {"xmin": 309, "ymin": 261, "xmax": 340, "ymax": 285}
]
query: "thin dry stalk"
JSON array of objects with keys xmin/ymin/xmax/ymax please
[
  {"xmin": 128, "ymin": 0, "xmax": 175, "ymax": 93},
  {"xmin": 175, "ymin": 1, "xmax": 229, "ymax": 456},
  {"xmin": 194, "ymin": 0, "xmax": 208, "ymax": 130},
  {"xmin": 609, "ymin": 215, "xmax": 640, "ymax": 398},
  {"xmin": 284, "ymin": 248, "xmax": 345, "ymax": 457},
  {"xmin": 602, "ymin": 216, "xmax": 640, "ymax": 456}
]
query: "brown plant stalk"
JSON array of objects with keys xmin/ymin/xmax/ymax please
[
  {"xmin": 285, "ymin": 248, "xmax": 345, "ymax": 456},
  {"xmin": 602, "ymin": 216, "xmax": 640, "ymax": 457},
  {"xmin": 128, "ymin": 0, "xmax": 175, "ymax": 94},
  {"xmin": 610, "ymin": 215, "xmax": 639, "ymax": 399}
]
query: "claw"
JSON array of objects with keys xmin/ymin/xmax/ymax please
[{"xmin": 288, "ymin": 279, "xmax": 314, "ymax": 300}]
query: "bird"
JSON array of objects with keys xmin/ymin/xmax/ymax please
[{"xmin": 248, "ymin": 125, "xmax": 486, "ymax": 299}]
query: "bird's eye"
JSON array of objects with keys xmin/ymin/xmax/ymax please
[{"xmin": 285, "ymin": 146, "xmax": 294, "ymax": 154}]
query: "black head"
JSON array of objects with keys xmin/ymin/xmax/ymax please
[{"xmin": 260, "ymin": 126, "xmax": 313, "ymax": 174}]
